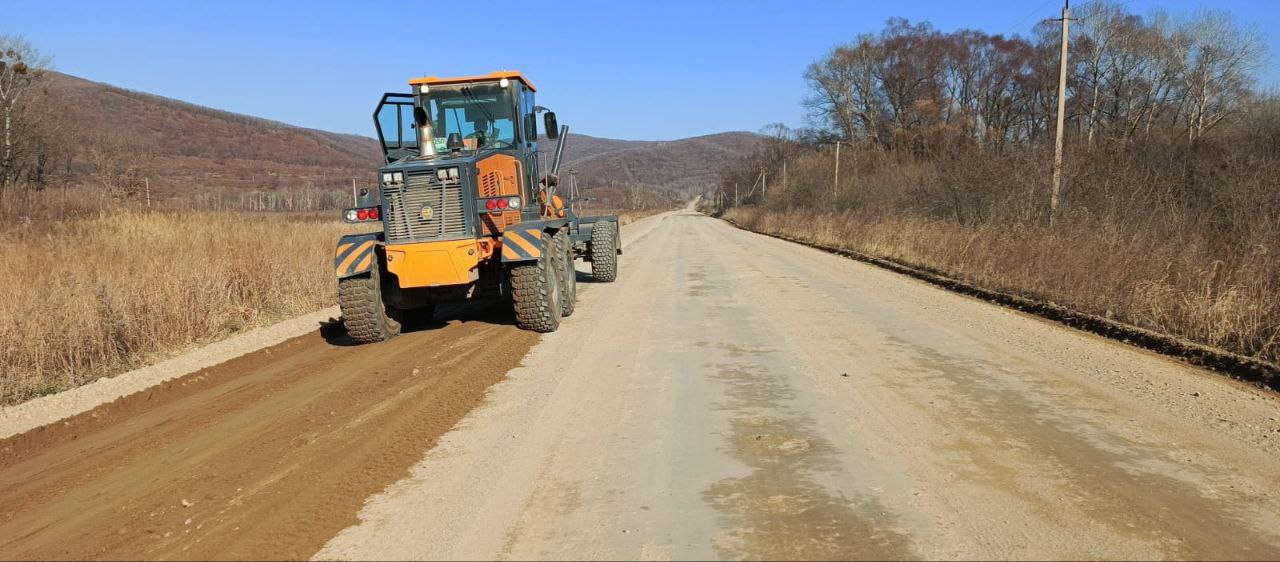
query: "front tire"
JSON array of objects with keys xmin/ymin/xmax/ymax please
[
  {"xmin": 590, "ymin": 222, "xmax": 619, "ymax": 282},
  {"xmin": 510, "ymin": 240, "xmax": 562, "ymax": 333},
  {"xmin": 338, "ymin": 264, "xmax": 401, "ymax": 343}
]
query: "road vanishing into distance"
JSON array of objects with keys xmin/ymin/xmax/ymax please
[{"xmin": 3, "ymin": 208, "xmax": 1280, "ymax": 560}]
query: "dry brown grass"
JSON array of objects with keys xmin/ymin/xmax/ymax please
[
  {"xmin": 583, "ymin": 207, "xmax": 670, "ymax": 226},
  {"xmin": 724, "ymin": 206, "xmax": 1280, "ymax": 365},
  {"xmin": 0, "ymin": 209, "xmax": 355, "ymax": 405}
]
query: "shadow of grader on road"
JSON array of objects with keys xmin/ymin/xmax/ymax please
[{"xmin": 320, "ymin": 300, "xmax": 518, "ymax": 347}]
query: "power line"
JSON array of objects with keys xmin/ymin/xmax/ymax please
[{"xmin": 1006, "ymin": 0, "xmax": 1058, "ymax": 36}]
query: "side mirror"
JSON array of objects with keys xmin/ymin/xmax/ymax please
[{"xmin": 544, "ymin": 112, "xmax": 559, "ymax": 139}]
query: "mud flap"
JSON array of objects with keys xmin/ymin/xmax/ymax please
[
  {"xmin": 500, "ymin": 227, "xmax": 546, "ymax": 263},
  {"xmin": 335, "ymin": 233, "xmax": 381, "ymax": 278}
]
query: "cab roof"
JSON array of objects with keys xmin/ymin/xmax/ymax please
[{"xmin": 408, "ymin": 71, "xmax": 536, "ymax": 92}]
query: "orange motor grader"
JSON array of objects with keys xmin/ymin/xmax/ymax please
[{"xmin": 334, "ymin": 71, "xmax": 620, "ymax": 343}]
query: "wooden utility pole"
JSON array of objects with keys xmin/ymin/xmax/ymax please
[
  {"xmin": 1050, "ymin": 0, "xmax": 1071, "ymax": 226},
  {"xmin": 850, "ymin": 144, "xmax": 856, "ymax": 194},
  {"xmin": 833, "ymin": 140, "xmax": 841, "ymax": 199},
  {"xmin": 569, "ymin": 170, "xmax": 579, "ymax": 207}
]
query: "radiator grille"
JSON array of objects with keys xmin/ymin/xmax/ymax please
[{"xmin": 381, "ymin": 172, "xmax": 467, "ymax": 243}]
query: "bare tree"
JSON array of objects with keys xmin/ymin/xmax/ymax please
[
  {"xmin": 89, "ymin": 134, "xmax": 151, "ymax": 199},
  {"xmin": 804, "ymin": 36, "xmax": 888, "ymax": 144},
  {"xmin": 0, "ymin": 35, "xmax": 49, "ymax": 187},
  {"xmin": 1074, "ymin": 1, "xmax": 1128, "ymax": 147},
  {"xmin": 1180, "ymin": 11, "xmax": 1265, "ymax": 143},
  {"xmin": 623, "ymin": 184, "xmax": 642, "ymax": 210}
]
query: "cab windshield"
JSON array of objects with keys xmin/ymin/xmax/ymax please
[{"xmin": 418, "ymin": 83, "xmax": 517, "ymax": 152}]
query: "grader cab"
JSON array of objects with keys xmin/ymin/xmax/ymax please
[{"xmin": 334, "ymin": 71, "xmax": 620, "ymax": 343}]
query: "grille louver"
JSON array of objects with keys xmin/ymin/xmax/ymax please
[{"xmin": 381, "ymin": 172, "xmax": 468, "ymax": 244}]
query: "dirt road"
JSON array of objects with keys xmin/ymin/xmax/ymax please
[
  {"xmin": 0, "ymin": 305, "xmax": 538, "ymax": 560},
  {"xmin": 4, "ymin": 210, "xmax": 1280, "ymax": 560}
]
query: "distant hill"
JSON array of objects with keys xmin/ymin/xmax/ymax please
[
  {"xmin": 536, "ymin": 131, "xmax": 761, "ymax": 195},
  {"xmin": 38, "ymin": 72, "xmax": 758, "ymax": 205},
  {"xmin": 39, "ymin": 72, "xmax": 380, "ymax": 201}
]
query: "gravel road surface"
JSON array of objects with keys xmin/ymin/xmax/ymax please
[
  {"xmin": 3, "ymin": 209, "xmax": 1278, "ymax": 560},
  {"xmin": 319, "ymin": 209, "xmax": 1280, "ymax": 560}
]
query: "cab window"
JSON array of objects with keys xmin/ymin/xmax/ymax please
[{"xmin": 419, "ymin": 83, "xmax": 517, "ymax": 151}]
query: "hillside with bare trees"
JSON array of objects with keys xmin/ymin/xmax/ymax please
[
  {"xmin": 0, "ymin": 64, "xmax": 755, "ymax": 211},
  {"xmin": 7, "ymin": 70, "xmax": 383, "ymax": 209},
  {"xmin": 713, "ymin": 2, "xmax": 1279, "ymax": 366}
]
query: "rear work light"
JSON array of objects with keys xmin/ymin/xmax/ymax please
[{"xmin": 508, "ymin": 197, "xmax": 521, "ymax": 209}]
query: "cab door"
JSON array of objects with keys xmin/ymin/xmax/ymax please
[
  {"xmin": 374, "ymin": 93, "xmax": 418, "ymax": 163},
  {"xmin": 518, "ymin": 86, "xmax": 541, "ymax": 207}
]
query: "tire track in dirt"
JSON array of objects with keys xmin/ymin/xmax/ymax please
[{"xmin": 0, "ymin": 305, "xmax": 538, "ymax": 560}]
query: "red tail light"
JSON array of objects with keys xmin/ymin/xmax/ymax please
[
  {"xmin": 356, "ymin": 208, "xmax": 369, "ymax": 221},
  {"xmin": 496, "ymin": 198, "xmax": 509, "ymax": 209},
  {"xmin": 369, "ymin": 207, "xmax": 380, "ymax": 220},
  {"xmin": 485, "ymin": 199, "xmax": 498, "ymax": 211}
]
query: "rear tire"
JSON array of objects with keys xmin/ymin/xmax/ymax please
[
  {"xmin": 338, "ymin": 264, "xmax": 401, "ymax": 343},
  {"xmin": 510, "ymin": 240, "xmax": 562, "ymax": 333},
  {"xmin": 553, "ymin": 229, "xmax": 577, "ymax": 317},
  {"xmin": 590, "ymin": 222, "xmax": 619, "ymax": 282}
]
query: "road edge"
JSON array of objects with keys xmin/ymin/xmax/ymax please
[
  {"xmin": 721, "ymin": 216, "xmax": 1279, "ymax": 392},
  {"xmin": 0, "ymin": 307, "xmax": 340, "ymax": 439}
]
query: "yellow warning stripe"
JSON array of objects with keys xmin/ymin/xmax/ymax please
[
  {"xmin": 502, "ymin": 243, "xmax": 519, "ymax": 260},
  {"xmin": 338, "ymin": 240, "xmax": 375, "ymax": 274},
  {"xmin": 507, "ymin": 230, "xmax": 540, "ymax": 257},
  {"xmin": 335, "ymin": 242, "xmax": 354, "ymax": 258},
  {"xmin": 353, "ymin": 252, "xmax": 373, "ymax": 275}
]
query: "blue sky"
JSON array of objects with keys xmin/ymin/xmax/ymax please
[{"xmin": 4, "ymin": 0, "xmax": 1278, "ymax": 140}]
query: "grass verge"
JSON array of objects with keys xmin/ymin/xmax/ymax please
[{"xmin": 0, "ymin": 211, "xmax": 356, "ymax": 405}]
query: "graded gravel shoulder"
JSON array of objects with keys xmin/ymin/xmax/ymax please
[
  {"xmin": 0, "ymin": 307, "xmax": 539, "ymax": 560},
  {"xmin": 0, "ymin": 307, "xmax": 340, "ymax": 440}
]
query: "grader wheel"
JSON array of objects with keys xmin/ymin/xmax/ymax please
[
  {"xmin": 338, "ymin": 265, "xmax": 402, "ymax": 343},
  {"xmin": 510, "ymin": 239, "xmax": 563, "ymax": 333},
  {"xmin": 553, "ymin": 229, "xmax": 577, "ymax": 317},
  {"xmin": 590, "ymin": 223, "xmax": 619, "ymax": 282}
]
